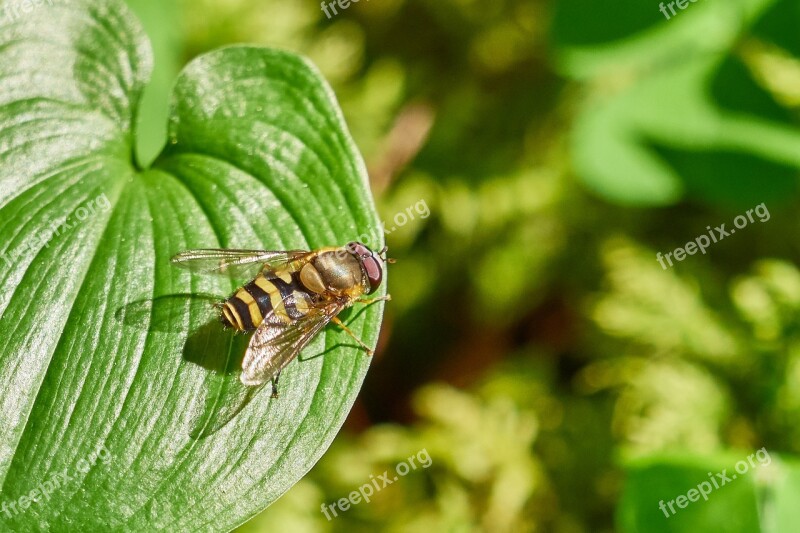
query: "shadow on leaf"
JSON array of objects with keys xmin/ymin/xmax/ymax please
[{"xmin": 116, "ymin": 294, "xmax": 266, "ymax": 439}]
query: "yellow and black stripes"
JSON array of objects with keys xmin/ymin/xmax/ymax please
[{"xmin": 220, "ymin": 271, "xmax": 314, "ymax": 331}]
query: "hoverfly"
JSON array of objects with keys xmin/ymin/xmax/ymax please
[{"xmin": 170, "ymin": 242, "xmax": 390, "ymax": 397}]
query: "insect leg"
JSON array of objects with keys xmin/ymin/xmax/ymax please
[
  {"xmin": 355, "ymin": 295, "xmax": 392, "ymax": 306},
  {"xmin": 271, "ymin": 370, "xmax": 282, "ymax": 399},
  {"xmin": 331, "ymin": 316, "xmax": 374, "ymax": 356}
]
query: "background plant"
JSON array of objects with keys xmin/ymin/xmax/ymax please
[{"xmin": 2, "ymin": 0, "xmax": 800, "ymax": 531}]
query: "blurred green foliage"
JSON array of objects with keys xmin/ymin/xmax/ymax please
[{"xmin": 124, "ymin": 0, "xmax": 800, "ymax": 530}]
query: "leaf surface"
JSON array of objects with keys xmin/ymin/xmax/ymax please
[{"xmin": 0, "ymin": 1, "xmax": 384, "ymax": 530}]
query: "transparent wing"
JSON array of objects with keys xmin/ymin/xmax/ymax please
[
  {"xmin": 171, "ymin": 249, "xmax": 309, "ymax": 279},
  {"xmin": 240, "ymin": 300, "xmax": 345, "ymax": 386}
]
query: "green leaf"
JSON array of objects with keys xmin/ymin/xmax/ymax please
[
  {"xmin": 552, "ymin": 0, "xmax": 800, "ymax": 207},
  {"xmin": 0, "ymin": 0, "xmax": 385, "ymax": 530},
  {"xmin": 618, "ymin": 451, "xmax": 800, "ymax": 533},
  {"xmin": 124, "ymin": 0, "xmax": 182, "ymax": 168}
]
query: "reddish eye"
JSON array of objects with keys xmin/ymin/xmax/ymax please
[
  {"xmin": 363, "ymin": 256, "xmax": 383, "ymax": 293},
  {"xmin": 347, "ymin": 241, "xmax": 383, "ymax": 293}
]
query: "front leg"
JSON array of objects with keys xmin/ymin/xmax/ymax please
[
  {"xmin": 332, "ymin": 316, "xmax": 375, "ymax": 355},
  {"xmin": 355, "ymin": 294, "xmax": 391, "ymax": 306}
]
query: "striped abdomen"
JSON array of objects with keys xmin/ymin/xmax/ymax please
[{"xmin": 220, "ymin": 270, "xmax": 314, "ymax": 331}]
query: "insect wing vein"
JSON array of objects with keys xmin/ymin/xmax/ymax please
[
  {"xmin": 171, "ymin": 249, "xmax": 309, "ymax": 279},
  {"xmin": 240, "ymin": 300, "xmax": 343, "ymax": 386}
]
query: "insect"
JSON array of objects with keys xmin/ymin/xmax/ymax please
[{"xmin": 171, "ymin": 242, "xmax": 390, "ymax": 397}]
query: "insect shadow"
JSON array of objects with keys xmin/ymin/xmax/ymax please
[{"xmin": 115, "ymin": 294, "xmax": 266, "ymax": 439}]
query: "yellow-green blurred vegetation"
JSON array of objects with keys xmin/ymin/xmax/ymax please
[{"xmin": 126, "ymin": 0, "xmax": 800, "ymax": 530}]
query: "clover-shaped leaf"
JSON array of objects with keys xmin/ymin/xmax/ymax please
[{"xmin": 0, "ymin": 0, "xmax": 385, "ymax": 530}]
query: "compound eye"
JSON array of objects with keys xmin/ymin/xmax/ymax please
[{"xmin": 363, "ymin": 255, "xmax": 383, "ymax": 293}]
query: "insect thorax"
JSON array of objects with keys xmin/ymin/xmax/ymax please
[{"xmin": 310, "ymin": 251, "xmax": 366, "ymax": 294}]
